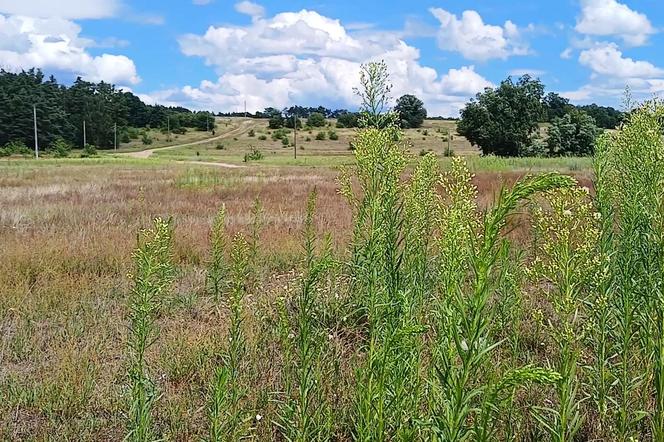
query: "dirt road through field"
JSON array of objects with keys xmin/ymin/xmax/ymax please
[{"xmin": 117, "ymin": 119, "xmax": 255, "ymax": 161}]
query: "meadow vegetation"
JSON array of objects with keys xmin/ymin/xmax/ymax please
[{"xmin": 1, "ymin": 63, "xmax": 662, "ymax": 441}]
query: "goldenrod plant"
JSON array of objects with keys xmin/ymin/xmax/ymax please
[
  {"xmin": 208, "ymin": 233, "xmax": 251, "ymax": 441},
  {"xmin": 530, "ymin": 186, "xmax": 600, "ymax": 441},
  {"xmin": 126, "ymin": 217, "xmax": 175, "ymax": 442}
]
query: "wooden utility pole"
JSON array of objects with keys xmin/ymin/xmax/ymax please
[
  {"xmin": 33, "ymin": 104, "xmax": 39, "ymax": 159},
  {"xmin": 167, "ymin": 116, "xmax": 170, "ymax": 140},
  {"xmin": 293, "ymin": 115, "xmax": 297, "ymax": 159},
  {"xmin": 114, "ymin": 123, "xmax": 117, "ymax": 151}
]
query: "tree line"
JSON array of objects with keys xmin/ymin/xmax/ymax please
[
  {"xmin": 1, "ymin": 68, "xmax": 624, "ymax": 157},
  {"xmin": 0, "ymin": 69, "xmax": 216, "ymax": 151}
]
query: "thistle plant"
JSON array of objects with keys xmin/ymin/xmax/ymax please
[
  {"xmin": 208, "ymin": 233, "xmax": 251, "ymax": 442},
  {"xmin": 530, "ymin": 186, "xmax": 601, "ymax": 441},
  {"xmin": 126, "ymin": 217, "xmax": 175, "ymax": 442}
]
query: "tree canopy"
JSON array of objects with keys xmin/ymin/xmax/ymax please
[
  {"xmin": 0, "ymin": 69, "xmax": 214, "ymax": 150},
  {"xmin": 458, "ymin": 75, "xmax": 545, "ymax": 157},
  {"xmin": 457, "ymin": 75, "xmax": 614, "ymax": 156},
  {"xmin": 306, "ymin": 112, "xmax": 326, "ymax": 127},
  {"xmin": 546, "ymin": 109, "xmax": 600, "ymax": 156},
  {"xmin": 395, "ymin": 94, "xmax": 427, "ymax": 128}
]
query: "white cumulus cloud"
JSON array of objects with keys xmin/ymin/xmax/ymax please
[
  {"xmin": 579, "ymin": 43, "xmax": 663, "ymax": 79},
  {"xmin": 575, "ymin": 0, "xmax": 656, "ymax": 46},
  {"xmin": 150, "ymin": 9, "xmax": 493, "ymax": 116},
  {"xmin": 429, "ymin": 7, "xmax": 530, "ymax": 61},
  {"xmin": 564, "ymin": 42, "xmax": 664, "ymax": 104},
  {"xmin": 0, "ymin": 0, "xmax": 120, "ymax": 20},
  {"xmin": 234, "ymin": 1, "xmax": 265, "ymax": 19},
  {"xmin": 0, "ymin": 14, "xmax": 140, "ymax": 85}
]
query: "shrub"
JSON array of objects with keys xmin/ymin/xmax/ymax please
[
  {"xmin": 127, "ymin": 127, "xmax": 140, "ymax": 139},
  {"xmin": 248, "ymin": 129, "xmax": 255, "ymax": 137},
  {"xmin": 49, "ymin": 138, "xmax": 72, "ymax": 158},
  {"xmin": 258, "ymin": 135, "xmax": 267, "ymax": 141},
  {"xmin": 272, "ymin": 129, "xmax": 288, "ymax": 141},
  {"xmin": 305, "ymin": 137, "xmax": 311, "ymax": 142},
  {"xmin": 281, "ymin": 137, "xmax": 289, "ymax": 147},
  {"xmin": 215, "ymin": 143, "xmax": 225, "ymax": 150},
  {"xmin": 315, "ymin": 132, "xmax": 326, "ymax": 141},
  {"xmin": 328, "ymin": 131, "xmax": 339, "ymax": 141},
  {"xmin": 268, "ymin": 116, "xmax": 284, "ymax": 129},
  {"xmin": 243, "ymin": 147, "xmax": 264, "ymax": 162},
  {"xmin": 120, "ymin": 132, "xmax": 131, "ymax": 144},
  {"xmin": 81, "ymin": 144, "xmax": 97, "ymax": 158},
  {"xmin": 0, "ymin": 140, "xmax": 31, "ymax": 157},
  {"xmin": 141, "ymin": 132, "xmax": 153, "ymax": 145},
  {"xmin": 306, "ymin": 112, "xmax": 326, "ymax": 127},
  {"xmin": 336, "ymin": 112, "xmax": 359, "ymax": 128}
]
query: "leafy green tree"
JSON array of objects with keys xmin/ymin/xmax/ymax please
[
  {"xmin": 268, "ymin": 113, "xmax": 284, "ymax": 129},
  {"xmin": 335, "ymin": 112, "xmax": 359, "ymax": 128},
  {"xmin": 546, "ymin": 109, "xmax": 600, "ymax": 156},
  {"xmin": 395, "ymin": 94, "xmax": 427, "ymax": 128},
  {"xmin": 577, "ymin": 104, "xmax": 623, "ymax": 129},
  {"xmin": 543, "ymin": 92, "xmax": 572, "ymax": 122},
  {"xmin": 193, "ymin": 111, "xmax": 216, "ymax": 131},
  {"xmin": 284, "ymin": 116, "xmax": 303, "ymax": 129},
  {"xmin": 306, "ymin": 112, "xmax": 326, "ymax": 127},
  {"xmin": 458, "ymin": 75, "xmax": 545, "ymax": 156}
]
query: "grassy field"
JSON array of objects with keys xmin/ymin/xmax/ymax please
[
  {"xmin": 0, "ymin": 155, "xmax": 592, "ymax": 439},
  {"xmin": 5, "ymin": 109, "xmax": 664, "ymax": 441},
  {"xmin": 134, "ymin": 118, "xmax": 474, "ymax": 164}
]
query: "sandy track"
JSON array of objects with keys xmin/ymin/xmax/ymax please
[
  {"xmin": 117, "ymin": 119, "xmax": 256, "ymax": 161},
  {"xmin": 181, "ymin": 160, "xmax": 245, "ymax": 168}
]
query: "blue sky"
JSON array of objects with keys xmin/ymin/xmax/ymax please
[{"xmin": 1, "ymin": 0, "xmax": 663, "ymax": 116}]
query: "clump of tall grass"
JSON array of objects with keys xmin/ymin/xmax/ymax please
[
  {"xmin": 126, "ymin": 217, "xmax": 175, "ymax": 441},
  {"xmin": 207, "ymin": 205, "xmax": 227, "ymax": 302}
]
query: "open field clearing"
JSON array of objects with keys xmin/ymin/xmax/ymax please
[
  {"xmin": 0, "ymin": 154, "xmax": 598, "ymax": 440},
  {"xmin": 1, "ymin": 62, "xmax": 661, "ymax": 441},
  {"xmin": 116, "ymin": 118, "xmax": 476, "ymax": 164}
]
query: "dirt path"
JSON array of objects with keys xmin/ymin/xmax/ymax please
[
  {"xmin": 184, "ymin": 161, "xmax": 245, "ymax": 168},
  {"xmin": 117, "ymin": 119, "xmax": 256, "ymax": 159}
]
